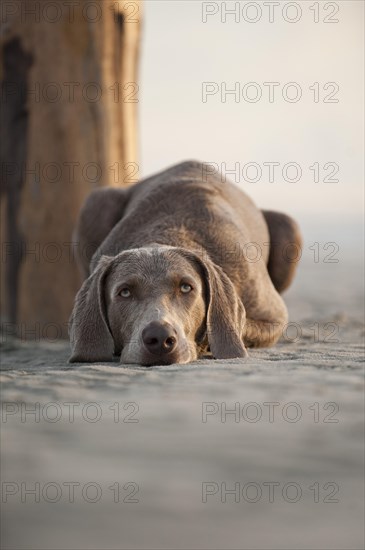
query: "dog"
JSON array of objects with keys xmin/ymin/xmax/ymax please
[{"xmin": 69, "ymin": 161, "xmax": 302, "ymax": 365}]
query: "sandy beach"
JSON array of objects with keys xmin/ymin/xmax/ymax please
[{"xmin": 1, "ymin": 245, "xmax": 364, "ymax": 550}]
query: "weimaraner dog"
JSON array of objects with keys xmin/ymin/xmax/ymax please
[{"xmin": 69, "ymin": 161, "xmax": 302, "ymax": 365}]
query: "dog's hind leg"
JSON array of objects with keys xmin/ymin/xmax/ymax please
[
  {"xmin": 262, "ymin": 210, "xmax": 302, "ymax": 294},
  {"xmin": 74, "ymin": 188, "xmax": 130, "ymax": 278}
]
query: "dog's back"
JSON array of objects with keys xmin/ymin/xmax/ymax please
[{"xmin": 91, "ymin": 160, "xmax": 271, "ymax": 292}]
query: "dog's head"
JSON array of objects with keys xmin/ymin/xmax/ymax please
[{"xmin": 69, "ymin": 246, "xmax": 247, "ymax": 365}]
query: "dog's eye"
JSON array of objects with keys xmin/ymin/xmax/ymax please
[
  {"xmin": 119, "ymin": 288, "xmax": 131, "ymax": 298},
  {"xmin": 180, "ymin": 283, "xmax": 193, "ymax": 294}
]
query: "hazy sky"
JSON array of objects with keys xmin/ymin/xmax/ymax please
[{"xmin": 139, "ymin": 0, "xmax": 364, "ymax": 231}]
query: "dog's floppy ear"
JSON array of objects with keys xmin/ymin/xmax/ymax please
[
  {"xmin": 68, "ymin": 255, "xmax": 115, "ymax": 362},
  {"xmin": 201, "ymin": 258, "xmax": 248, "ymax": 359},
  {"xmin": 179, "ymin": 250, "xmax": 247, "ymax": 359}
]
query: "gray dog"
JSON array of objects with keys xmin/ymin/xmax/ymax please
[{"xmin": 69, "ymin": 161, "xmax": 302, "ymax": 365}]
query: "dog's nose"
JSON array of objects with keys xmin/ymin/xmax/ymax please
[{"xmin": 142, "ymin": 322, "xmax": 177, "ymax": 356}]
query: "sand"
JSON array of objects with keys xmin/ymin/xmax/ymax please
[{"xmin": 1, "ymin": 256, "xmax": 364, "ymax": 550}]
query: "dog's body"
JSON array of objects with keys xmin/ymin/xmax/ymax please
[{"xmin": 69, "ymin": 161, "xmax": 302, "ymax": 365}]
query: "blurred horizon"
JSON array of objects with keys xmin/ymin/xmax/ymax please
[{"xmin": 139, "ymin": 0, "xmax": 364, "ymax": 239}]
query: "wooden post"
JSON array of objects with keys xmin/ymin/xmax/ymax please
[{"xmin": 0, "ymin": 0, "xmax": 142, "ymax": 338}]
